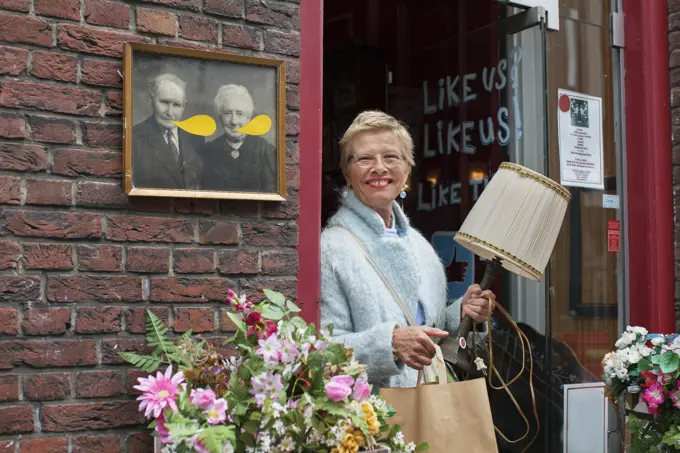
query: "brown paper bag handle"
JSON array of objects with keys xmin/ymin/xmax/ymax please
[{"xmin": 416, "ymin": 344, "xmax": 448, "ymax": 387}]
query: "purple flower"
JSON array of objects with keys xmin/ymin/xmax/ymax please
[
  {"xmin": 280, "ymin": 339, "xmax": 299, "ymax": 364},
  {"xmin": 190, "ymin": 388, "xmax": 216, "ymax": 410},
  {"xmin": 326, "ymin": 381, "xmax": 352, "ymax": 402},
  {"xmin": 331, "ymin": 375, "xmax": 355, "ymax": 387},
  {"xmin": 352, "ymin": 380, "xmax": 371, "ymax": 402},
  {"xmin": 256, "ymin": 334, "xmax": 282, "ymax": 366}
]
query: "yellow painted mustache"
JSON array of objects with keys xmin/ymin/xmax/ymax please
[{"xmin": 172, "ymin": 114, "xmax": 272, "ymax": 137}]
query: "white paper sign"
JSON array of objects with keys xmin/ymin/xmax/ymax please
[
  {"xmin": 557, "ymin": 89, "xmax": 604, "ymax": 190},
  {"xmin": 602, "ymin": 194, "xmax": 619, "ymax": 209}
]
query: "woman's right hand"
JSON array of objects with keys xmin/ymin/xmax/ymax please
[{"xmin": 392, "ymin": 326, "xmax": 449, "ymax": 370}]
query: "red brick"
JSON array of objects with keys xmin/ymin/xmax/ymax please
[
  {"xmin": 75, "ymin": 371, "xmax": 122, "ymax": 398},
  {"xmin": 58, "ymin": 24, "xmax": 149, "ymax": 57},
  {"xmin": 85, "ymin": 0, "xmax": 130, "ymax": 29},
  {"xmin": 76, "ymin": 181, "xmax": 127, "ymax": 208},
  {"xmin": 219, "ymin": 199, "xmax": 260, "ymax": 217},
  {"xmin": 23, "ymin": 243, "xmax": 73, "ymax": 270},
  {"xmin": 25, "ymin": 178, "xmax": 72, "ymax": 206},
  {"xmin": 286, "ymin": 167, "xmax": 300, "ymax": 190},
  {"xmin": 0, "ymin": 143, "xmax": 47, "ymax": 172},
  {"xmin": 0, "ymin": 308, "xmax": 18, "ymax": 335},
  {"xmin": 107, "ymin": 215, "xmax": 194, "ymax": 243},
  {"xmin": 285, "ymin": 140, "xmax": 299, "ymax": 164},
  {"xmin": 173, "ymin": 307, "xmax": 215, "ymax": 333},
  {"xmin": 262, "ymin": 250, "xmax": 298, "ymax": 275},
  {"xmin": 126, "ymin": 369, "xmax": 148, "ymax": 395},
  {"xmin": 42, "ymin": 401, "xmax": 145, "ymax": 432},
  {"xmin": 105, "ymin": 91, "xmax": 122, "ymax": 116},
  {"xmin": 76, "ymin": 307, "xmax": 123, "ymax": 333},
  {"xmin": 0, "ymin": 441, "xmax": 14, "ymax": 451},
  {"xmin": 263, "ymin": 197, "xmax": 299, "ymax": 219},
  {"xmin": 28, "ymin": 116, "xmax": 76, "ymax": 145},
  {"xmin": 35, "ymin": 0, "xmax": 79, "ymax": 20},
  {"xmin": 0, "ymin": 113, "xmax": 26, "ymax": 138},
  {"xmin": 82, "ymin": 121, "xmax": 122, "ymax": 148},
  {"xmin": 0, "ymin": 0, "xmax": 29, "ymax": 11},
  {"xmin": 22, "ymin": 307, "xmax": 71, "ymax": 335},
  {"xmin": 0, "ymin": 241, "xmax": 20, "ymax": 269},
  {"xmin": 150, "ymin": 277, "xmax": 233, "ymax": 302},
  {"xmin": 53, "ymin": 149, "xmax": 122, "ymax": 178},
  {"xmin": 0, "ymin": 46, "xmax": 27, "ymax": 75},
  {"xmin": 0, "ymin": 406, "xmax": 33, "ymax": 434},
  {"xmin": 175, "ymin": 198, "xmax": 217, "ymax": 215},
  {"xmin": 264, "ymin": 30, "xmax": 299, "ymax": 56},
  {"xmin": 217, "ymin": 249, "xmax": 259, "ymax": 274},
  {"xmin": 179, "ymin": 16, "xmax": 218, "ymax": 42},
  {"xmin": 156, "ymin": 38, "xmax": 216, "ymax": 51},
  {"xmin": 205, "ymin": 0, "xmax": 242, "ymax": 17},
  {"xmin": 246, "ymin": 0, "xmax": 299, "ymax": 29},
  {"xmin": 31, "ymin": 51, "xmax": 78, "ymax": 82},
  {"xmin": 0, "ymin": 176, "xmax": 21, "ymax": 205},
  {"xmin": 173, "ymin": 248, "xmax": 215, "ymax": 273},
  {"xmin": 2, "ymin": 210, "xmax": 101, "ymax": 239},
  {"xmin": 77, "ymin": 244, "xmax": 123, "ymax": 272},
  {"xmin": 219, "ymin": 308, "xmax": 239, "ymax": 331},
  {"xmin": 0, "ymin": 339, "xmax": 96, "ymax": 369},
  {"xmin": 286, "ymin": 112, "xmax": 300, "ymax": 135},
  {"xmin": 73, "ymin": 434, "xmax": 121, "ymax": 453},
  {"xmin": 137, "ymin": 0, "xmax": 199, "ymax": 11},
  {"xmin": 137, "ymin": 8, "xmax": 176, "ymax": 36},
  {"xmin": 128, "ymin": 197, "xmax": 172, "ymax": 213},
  {"xmin": 222, "ymin": 23, "xmax": 261, "ymax": 50},
  {"xmin": 101, "ymin": 338, "xmax": 150, "ymax": 365},
  {"xmin": 47, "ymin": 275, "xmax": 141, "ymax": 302},
  {"xmin": 198, "ymin": 220, "xmax": 239, "ymax": 244},
  {"xmin": 0, "ymin": 14, "xmax": 52, "ymax": 47},
  {"xmin": 24, "ymin": 373, "xmax": 70, "ymax": 401},
  {"xmin": 126, "ymin": 307, "xmax": 169, "ymax": 333},
  {"xmin": 286, "ymin": 85, "xmax": 299, "ymax": 109},
  {"xmin": 81, "ymin": 59, "xmax": 123, "ymax": 88},
  {"xmin": 0, "ymin": 375, "xmax": 18, "ymax": 402},
  {"xmin": 285, "ymin": 58, "xmax": 299, "ymax": 84},
  {"xmin": 126, "ymin": 432, "xmax": 153, "ymax": 453},
  {"xmin": 240, "ymin": 276, "xmax": 296, "ymax": 299},
  {"xmin": 0, "ymin": 81, "xmax": 101, "ymax": 116},
  {"xmin": 242, "ymin": 222, "xmax": 297, "ymax": 247},
  {"xmin": 126, "ymin": 246, "xmax": 169, "ymax": 273},
  {"xmin": 20, "ymin": 438, "xmax": 67, "ymax": 453},
  {"xmin": 0, "ymin": 276, "xmax": 41, "ymax": 303}
]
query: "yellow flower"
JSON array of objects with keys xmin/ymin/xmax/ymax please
[
  {"xmin": 333, "ymin": 432, "xmax": 360, "ymax": 453},
  {"xmin": 361, "ymin": 402, "xmax": 381, "ymax": 435},
  {"xmin": 346, "ymin": 425, "xmax": 366, "ymax": 447}
]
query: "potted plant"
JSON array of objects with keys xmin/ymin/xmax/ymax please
[
  {"xmin": 122, "ymin": 289, "xmax": 426, "ymax": 453},
  {"xmin": 601, "ymin": 327, "xmax": 680, "ymax": 452}
]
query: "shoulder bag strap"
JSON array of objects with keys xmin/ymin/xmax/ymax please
[{"xmin": 326, "ymin": 225, "xmax": 416, "ymax": 326}]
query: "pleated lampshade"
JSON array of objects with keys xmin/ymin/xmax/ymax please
[{"xmin": 454, "ymin": 162, "xmax": 571, "ymax": 281}]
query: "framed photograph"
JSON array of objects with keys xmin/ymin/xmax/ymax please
[{"xmin": 123, "ymin": 43, "xmax": 286, "ymax": 201}]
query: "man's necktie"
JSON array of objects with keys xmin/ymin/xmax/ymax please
[{"xmin": 166, "ymin": 130, "xmax": 183, "ymax": 172}]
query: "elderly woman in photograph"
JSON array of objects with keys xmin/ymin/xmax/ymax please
[
  {"xmin": 320, "ymin": 110, "xmax": 494, "ymax": 389},
  {"xmin": 201, "ymin": 84, "xmax": 276, "ymax": 193}
]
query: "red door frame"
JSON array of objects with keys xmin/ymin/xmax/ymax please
[
  {"xmin": 297, "ymin": 0, "xmax": 677, "ymax": 333},
  {"xmin": 297, "ymin": 0, "xmax": 323, "ymax": 327},
  {"xmin": 623, "ymin": 0, "xmax": 675, "ymax": 333}
]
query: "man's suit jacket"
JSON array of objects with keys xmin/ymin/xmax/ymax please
[{"xmin": 131, "ymin": 116, "xmax": 204, "ymax": 190}]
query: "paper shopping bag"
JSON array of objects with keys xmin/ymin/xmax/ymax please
[{"xmin": 380, "ymin": 346, "xmax": 498, "ymax": 453}]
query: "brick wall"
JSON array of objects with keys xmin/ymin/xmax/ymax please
[{"xmin": 0, "ymin": 0, "xmax": 301, "ymax": 450}]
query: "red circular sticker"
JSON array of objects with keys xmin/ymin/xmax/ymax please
[
  {"xmin": 459, "ymin": 337, "xmax": 467, "ymax": 349},
  {"xmin": 559, "ymin": 94, "xmax": 571, "ymax": 113}
]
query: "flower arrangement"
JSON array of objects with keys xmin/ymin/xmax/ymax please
[
  {"xmin": 122, "ymin": 289, "xmax": 426, "ymax": 453},
  {"xmin": 601, "ymin": 326, "xmax": 680, "ymax": 452}
]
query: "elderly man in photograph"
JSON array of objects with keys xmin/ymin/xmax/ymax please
[
  {"xmin": 132, "ymin": 73, "xmax": 203, "ymax": 190},
  {"xmin": 201, "ymin": 84, "xmax": 276, "ymax": 193}
]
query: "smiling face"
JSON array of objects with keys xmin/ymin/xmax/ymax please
[
  {"xmin": 219, "ymin": 94, "xmax": 253, "ymax": 142},
  {"xmin": 151, "ymin": 80, "xmax": 186, "ymax": 130},
  {"xmin": 345, "ymin": 129, "xmax": 410, "ymax": 223}
]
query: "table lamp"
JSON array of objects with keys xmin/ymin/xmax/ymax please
[{"xmin": 441, "ymin": 162, "xmax": 571, "ymax": 374}]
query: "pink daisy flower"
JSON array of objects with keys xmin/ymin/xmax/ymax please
[
  {"xmin": 204, "ymin": 398, "xmax": 228, "ymax": 425},
  {"xmin": 134, "ymin": 365, "xmax": 185, "ymax": 419},
  {"xmin": 641, "ymin": 381, "xmax": 665, "ymax": 415}
]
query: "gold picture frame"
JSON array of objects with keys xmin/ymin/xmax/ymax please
[{"xmin": 123, "ymin": 43, "xmax": 286, "ymax": 201}]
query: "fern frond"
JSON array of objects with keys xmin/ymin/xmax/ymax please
[
  {"xmin": 120, "ymin": 352, "xmax": 163, "ymax": 372},
  {"xmin": 181, "ymin": 329, "xmax": 193, "ymax": 340},
  {"xmin": 146, "ymin": 310, "xmax": 175, "ymax": 359}
]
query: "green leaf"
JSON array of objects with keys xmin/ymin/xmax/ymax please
[
  {"xmin": 415, "ymin": 442, "xmax": 430, "ymax": 451},
  {"xmin": 660, "ymin": 351, "xmax": 680, "ymax": 374},
  {"xmin": 239, "ymin": 432, "xmax": 255, "ymax": 448},
  {"xmin": 243, "ymin": 420, "xmax": 259, "ymax": 434},
  {"xmin": 291, "ymin": 316, "xmax": 307, "ymax": 330},
  {"xmin": 637, "ymin": 358, "xmax": 652, "ymax": 372},
  {"xmin": 262, "ymin": 305, "xmax": 285, "ymax": 321},
  {"xmin": 198, "ymin": 426, "xmax": 235, "ymax": 453},
  {"xmin": 146, "ymin": 310, "xmax": 176, "ymax": 360},
  {"xmin": 651, "ymin": 354, "xmax": 661, "ymax": 364},
  {"xmin": 165, "ymin": 418, "xmax": 200, "ymax": 442},
  {"xmin": 119, "ymin": 352, "xmax": 163, "ymax": 373},
  {"xmin": 264, "ymin": 289, "xmax": 286, "ymax": 307},
  {"xmin": 227, "ymin": 311, "xmax": 247, "ymax": 333},
  {"xmin": 286, "ymin": 300, "xmax": 302, "ymax": 313},
  {"xmin": 325, "ymin": 343, "xmax": 348, "ymax": 365}
]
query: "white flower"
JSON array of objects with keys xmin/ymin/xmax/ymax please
[
  {"xmin": 223, "ymin": 442, "xmax": 234, "ymax": 453},
  {"xmin": 615, "ymin": 349, "xmax": 630, "ymax": 365},
  {"xmin": 652, "ymin": 337, "xmax": 665, "ymax": 346},
  {"xmin": 627, "ymin": 326, "xmax": 648, "ymax": 337},
  {"xmin": 279, "ymin": 437, "xmax": 295, "ymax": 452},
  {"xmin": 638, "ymin": 345, "xmax": 653, "ymax": 357},
  {"xmin": 615, "ymin": 332, "xmax": 636, "ymax": 349},
  {"xmin": 627, "ymin": 349, "xmax": 642, "ymax": 364},
  {"xmin": 616, "ymin": 367, "xmax": 629, "ymax": 381}
]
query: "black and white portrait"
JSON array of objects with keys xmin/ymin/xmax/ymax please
[{"xmin": 123, "ymin": 43, "xmax": 286, "ymax": 201}]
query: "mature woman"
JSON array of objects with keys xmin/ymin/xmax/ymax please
[{"xmin": 320, "ymin": 110, "xmax": 494, "ymax": 389}]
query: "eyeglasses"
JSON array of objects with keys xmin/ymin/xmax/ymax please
[{"xmin": 350, "ymin": 152, "xmax": 405, "ymax": 169}]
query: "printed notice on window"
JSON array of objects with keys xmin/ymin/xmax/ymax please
[{"xmin": 557, "ymin": 89, "xmax": 604, "ymax": 190}]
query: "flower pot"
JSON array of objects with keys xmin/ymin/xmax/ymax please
[{"xmin": 154, "ymin": 438, "xmax": 392, "ymax": 453}]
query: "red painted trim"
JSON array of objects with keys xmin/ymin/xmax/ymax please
[
  {"xmin": 623, "ymin": 0, "xmax": 674, "ymax": 333},
  {"xmin": 297, "ymin": 0, "xmax": 323, "ymax": 327}
]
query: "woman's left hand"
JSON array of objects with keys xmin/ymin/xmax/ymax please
[{"xmin": 461, "ymin": 284, "xmax": 495, "ymax": 323}]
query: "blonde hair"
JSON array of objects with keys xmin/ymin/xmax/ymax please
[{"xmin": 338, "ymin": 110, "xmax": 415, "ymax": 172}]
